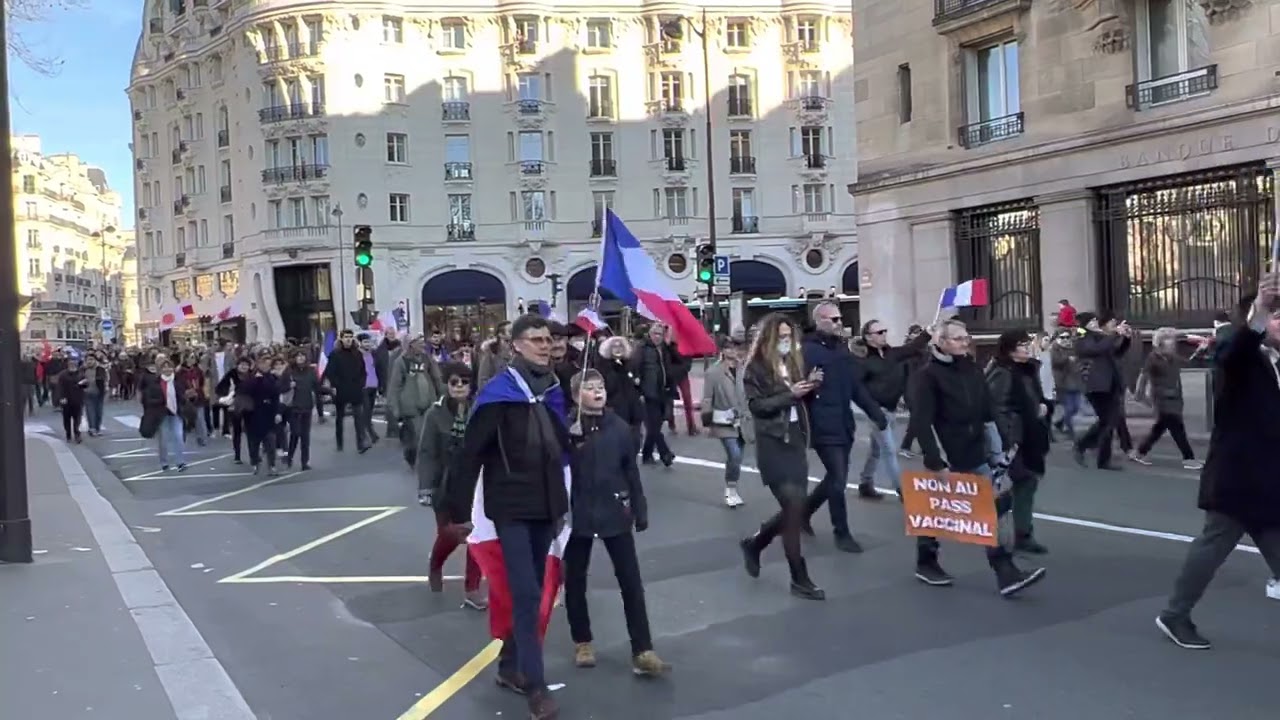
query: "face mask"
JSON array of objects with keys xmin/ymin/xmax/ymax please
[
  {"xmin": 776, "ymin": 339, "xmax": 792, "ymax": 355},
  {"xmin": 570, "ymin": 338, "xmax": 586, "ymax": 351}
]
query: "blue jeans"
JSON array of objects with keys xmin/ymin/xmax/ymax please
[
  {"xmin": 157, "ymin": 414, "xmax": 185, "ymax": 466},
  {"xmin": 859, "ymin": 424, "xmax": 904, "ymax": 490},
  {"xmin": 808, "ymin": 444, "xmax": 851, "ymax": 537},
  {"xmin": 1057, "ymin": 390, "xmax": 1083, "ymax": 433},
  {"xmin": 84, "ymin": 393, "xmax": 105, "ymax": 433},
  {"xmin": 495, "ymin": 519, "xmax": 555, "ymax": 690},
  {"xmin": 720, "ymin": 436, "xmax": 743, "ymax": 487}
]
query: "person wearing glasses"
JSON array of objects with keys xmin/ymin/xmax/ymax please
[
  {"xmin": 908, "ymin": 319, "xmax": 1047, "ymax": 596},
  {"xmin": 1156, "ymin": 275, "xmax": 1280, "ymax": 649},
  {"xmin": 855, "ymin": 318, "xmax": 932, "ymax": 496},
  {"xmin": 799, "ymin": 302, "xmax": 888, "ymax": 554},
  {"xmin": 419, "ymin": 361, "xmax": 485, "ymax": 609}
]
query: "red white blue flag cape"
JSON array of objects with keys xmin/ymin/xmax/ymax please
[{"xmin": 466, "ymin": 366, "xmax": 571, "ymax": 640}]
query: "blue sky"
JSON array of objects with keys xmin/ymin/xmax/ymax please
[{"xmin": 11, "ymin": 0, "xmax": 139, "ymax": 227}]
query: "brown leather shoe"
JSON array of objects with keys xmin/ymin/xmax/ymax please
[{"xmin": 527, "ymin": 688, "xmax": 559, "ymax": 719}]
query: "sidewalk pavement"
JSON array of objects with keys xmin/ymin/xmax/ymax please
[{"xmin": 0, "ymin": 435, "xmax": 253, "ymax": 720}]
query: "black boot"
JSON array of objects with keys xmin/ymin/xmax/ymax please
[
  {"xmin": 788, "ymin": 558, "xmax": 825, "ymax": 600},
  {"xmin": 739, "ymin": 536, "xmax": 763, "ymax": 578},
  {"xmin": 1015, "ymin": 533, "xmax": 1048, "ymax": 555},
  {"xmin": 914, "ymin": 543, "xmax": 953, "ymax": 586},
  {"xmin": 991, "ymin": 554, "xmax": 1046, "ymax": 597}
]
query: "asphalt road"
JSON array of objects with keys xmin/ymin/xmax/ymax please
[{"xmin": 27, "ymin": 402, "xmax": 1278, "ymax": 720}]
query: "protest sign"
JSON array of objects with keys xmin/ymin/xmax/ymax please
[{"xmin": 899, "ymin": 470, "xmax": 998, "ymax": 547}]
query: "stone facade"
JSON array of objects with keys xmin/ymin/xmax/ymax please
[{"xmin": 850, "ymin": 0, "xmax": 1280, "ymax": 335}]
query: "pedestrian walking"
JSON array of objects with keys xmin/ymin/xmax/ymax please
[
  {"xmin": 1156, "ymin": 276, "xmax": 1280, "ymax": 649},
  {"xmin": 244, "ymin": 354, "xmax": 282, "ymax": 476},
  {"xmin": 389, "ymin": 335, "xmax": 446, "ymax": 471},
  {"xmin": 855, "ymin": 316, "xmax": 931, "ymax": 497},
  {"xmin": 1133, "ymin": 327, "xmax": 1204, "ymax": 470},
  {"xmin": 178, "ymin": 354, "xmax": 208, "ymax": 446},
  {"xmin": 701, "ymin": 333, "xmax": 750, "ymax": 508},
  {"xmin": 81, "ymin": 354, "xmax": 109, "ymax": 436},
  {"xmin": 285, "ymin": 351, "xmax": 318, "ymax": 470},
  {"xmin": 53, "ymin": 357, "xmax": 86, "ymax": 443},
  {"xmin": 141, "ymin": 358, "xmax": 188, "ymax": 471},
  {"xmin": 636, "ymin": 323, "xmax": 676, "ymax": 466},
  {"xmin": 738, "ymin": 313, "xmax": 825, "ymax": 601},
  {"xmin": 321, "ymin": 329, "xmax": 372, "ymax": 453},
  {"xmin": 1072, "ymin": 312, "xmax": 1135, "ymax": 470},
  {"xmin": 564, "ymin": 369, "xmax": 669, "ymax": 675},
  {"xmin": 215, "ymin": 357, "xmax": 252, "ymax": 463}
]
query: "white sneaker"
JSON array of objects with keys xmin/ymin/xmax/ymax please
[
  {"xmin": 1266, "ymin": 578, "xmax": 1280, "ymax": 601},
  {"xmin": 724, "ymin": 488, "xmax": 745, "ymax": 508},
  {"xmin": 1182, "ymin": 459, "xmax": 1204, "ymax": 471}
]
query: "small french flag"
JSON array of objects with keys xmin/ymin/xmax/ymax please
[
  {"xmin": 574, "ymin": 307, "xmax": 604, "ymax": 334},
  {"xmin": 939, "ymin": 279, "xmax": 990, "ymax": 309}
]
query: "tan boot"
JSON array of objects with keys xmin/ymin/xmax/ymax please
[
  {"xmin": 632, "ymin": 650, "xmax": 671, "ymax": 676},
  {"xmin": 573, "ymin": 642, "xmax": 596, "ymax": 668}
]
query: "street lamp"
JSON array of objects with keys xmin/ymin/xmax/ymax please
[
  {"xmin": 661, "ymin": 12, "xmax": 720, "ymax": 334},
  {"xmin": 331, "ymin": 203, "xmax": 347, "ymax": 329},
  {"xmin": 92, "ymin": 225, "xmax": 117, "ymax": 340}
]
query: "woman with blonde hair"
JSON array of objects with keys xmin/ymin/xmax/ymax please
[
  {"xmin": 737, "ymin": 313, "xmax": 824, "ymax": 600},
  {"xmin": 1134, "ymin": 327, "xmax": 1205, "ymax": 470}
]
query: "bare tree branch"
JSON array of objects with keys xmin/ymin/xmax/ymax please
[{"xmin": 6, "ymin": 0, "xmax": 89, "ymax": 76}]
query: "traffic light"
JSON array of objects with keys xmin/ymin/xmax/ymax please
[
  {"xmin": 695, "ymin": 242, "xmax": 716, "ymax": 284},
  {"xmin": 353, "ymin": 225, "xmax": 373, "ymax": 267}
]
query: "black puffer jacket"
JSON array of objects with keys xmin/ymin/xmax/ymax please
[
  {"xmin": 568, "ymin": 410, "xmax": 647, "ymax": 538},
  {"xmin": 908, "ymin": 346, "xmax": 997, "ymax": 473},
  {"xmin": 859, "ymin": 332, "xmax": 932, "ymax": 409},
  {"xmin": 986, "ymin": 358, "xmax": 1051, "ymax": 475}
]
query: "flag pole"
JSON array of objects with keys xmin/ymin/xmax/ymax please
[
  {"xmin": 931, "ymin": 288, "xmax": 948, "ymax": 328},
  {"xmin": 572, "ymin": 206, "xmax": 610, "ymax": 426}
]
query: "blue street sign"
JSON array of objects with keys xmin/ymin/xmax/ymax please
[
  {"xmin": 100, "ymin": 318, "xmax": 114, "ymax": 332},
  {"xmin": 713, "ymin": 255, "xmax": 730, "ymax": 277}
]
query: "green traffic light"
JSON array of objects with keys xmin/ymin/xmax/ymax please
[
  {"xmin": 355, "ymin": 253, "xmax": 372, "ymax": 267},
  {"xmin": 697, "ymin": 269, "xmax": 713, "ymax": 282}
]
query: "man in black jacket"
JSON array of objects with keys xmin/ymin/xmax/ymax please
[
  {"xmin": 856, "ymin": 318, "xmax": 931, "ymax": 493},
  {"xmin": 321, "ymin": 329, "xmax": 370, "ymax": 452},
  {"xmin": 908, "ymin": 319, "xmax": 1046, "ymax": 597},
  {"xmin": 441, "ymin": 314, "xmax": 568, "ymax": 720},
  {"xmin": 1071, "ymin": 311, "xmax": 1134, "ymax": 470},
  {"xmin": 1156, "ymin": 276, "xmax": 1280, "ymax": 650},
  {"xmin": 636, "ymin": 323, "xmax": 676, "ymax": 466},
  {"xmin": 801, "ymin": 302, "xmax": 889, "ymax": 553}
]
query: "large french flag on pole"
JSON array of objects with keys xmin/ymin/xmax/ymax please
[
  {"xmin": 467, "ymin": 367, "xmax": 570, "ymax": 641},
  {"xmin": 939, "ymin": 278, "xmax": 990, "ymax": 309},
  {"xmin": 599, "ymin": 210, "xmax": 717, "ymax": 357},
  {"xmin": 315, "ymin": 329, "xmax": 336, "ymax": 379}
]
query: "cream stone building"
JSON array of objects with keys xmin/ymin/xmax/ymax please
[
  {"xmin": 130, "ymin": 0, "xmax": 859, "ymax": 344},
  {"xmin": 12, "ymin": 135, "xmax": 136, "ymax": 350},
  {"xmin": 850, "ymin": 0, "xmax": 1280, "ymax": 336}
]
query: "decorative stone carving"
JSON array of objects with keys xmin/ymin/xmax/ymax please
[
  {"xmin": 661, "ymin": 170, "xmax": 691, "ymax": 186},
  {"xmin": 519, "ymin": 174, "xmax": 548, "ymax": 190},
  {"xmin": 387, "ymin": 254, "xmax": 412, "ymax": 282},
  {"xmin": 1199, "ymin": 0, "xmax": 1251, "ymax": 23},
  {"xmin": 1055, "ymin": 0, "xmax": 1129, "ymax": 54},
  {"xmin": 829, "ymin": 16, "xmax": 853, "ymax": 35}
]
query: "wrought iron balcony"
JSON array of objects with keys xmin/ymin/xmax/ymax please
[
  {"xmin": 175, "ymin": 252, "xmax": 186, "ymax": 268},
  {"xmin": 285, "ymin": 41, "xmax": 317, "ymax": 59},
  {"xmin": 217, "ymin": 129, "xmax": 229, "ymax": 148},
  {"xmin": 658, "ymin": 98, "xmax": 684, "ymax": 113},
  {"xmin": 442, "ymin": 101, "xmax": 470, "ymax": 121},
  {"xmin": 135, "ymin": 158, "xmax": 146, "ymax": 171},
  {"xmin": 732, "ymin": 215, "xmax": 760, "ymax": 234},
  {"xmin": 799, "ymin": 96, "xmax": 829, "ymax": 111},
  {"xmin": 261, "ymin": 164, "xmax": 330, "ymax": 184},
  {"xmin": 222, "ymin": 242, "xmax": 236, "ymax": 259},
  {"xmin": 444, "ymin": 162, "xmax": 473, "ymax": 181},
  {"xmin": 804, "ymin": 154, "xmax": 827, "ymax": 169},
  {"xmin": 138, "ymin": 208, "xmax": 149, "ymax": 220},
  {"xmin": 516, "ymin": 39, "xmax": 538, "ymax": 55},
  {"xmin": 934, "ymin": 0, "xmax": 1024, "ymax": 25},
  {"xmin": 587, "ymin": 102, "xmax": 614, "ymax": 120},
  {"xmin": 1126, "ymin": 65, "xmax": 1218, "ymax": 111},
  {"xmin": 727, "ymin": 97, "xmax": 753, "ymax": 117},
  {"xmin": 133, "ymin": 109, "xmax": 144, "ymax": 121},
  {"xmin": 665, "ymin": 156, "xmax": 687, "ymax": 172},
  {"xmin": 729, "ymin": 155, "xmax": 756, "ymax": 174},
  {"xmin": 171, "ymin": 148, "xmax": 182, "ymax": 164},
  {"xmin": 219, "ymin": 185, "xmax": 232, "ymax": 203},
  {"xmin": 258, "ymin": 102, "xmax": 325, "ymax": 124},
  {"xmin": 519, "ymin": 160, "xmax": 546, "ymax": 175},
  {"xmin": 447, "ymin": 222, "xmax": 476, "ymax": 242},
  {"xmin": 517, "ymin": 99, "xmax": 544, "ymax": 115},
  {"xmin": 957, "ymin": 112, "xmax": 1024, "ymax": 148},
  {"xmin": 591, "ymin": 220, "xmax": 603, "ymax": 238},
  {"xmin": 590, "ymin": 158, "xmax": 617, "ymax": 177}
]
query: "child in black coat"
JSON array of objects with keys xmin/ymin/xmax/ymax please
[{"xmin": 563, "ymin": 369, "xmax": 669, "ymax": 676}]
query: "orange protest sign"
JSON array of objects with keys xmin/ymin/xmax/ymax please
[{"xmin": 899, "ymin": 470, "xmax": 999, "ymax": 547}]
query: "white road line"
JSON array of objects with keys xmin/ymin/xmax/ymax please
[
  {"xmin": 125, "ymin": 472, "xmax": 254, "ymax": 483},
  {"xmin": 222, "ymin": 575, "xmax": 461, "ymax": 584},
  {"xmin": 23, "ymin": 422, "xmax": 55, "ymax": 435},
  {"xmin": 670, "ymin": 455, "xmax": 1262, "ymax": 556},
  {"xmin": 158, "ymin": 472, "xmax": 302, "ymax": 516},
  {"xmin": 174, "ymin": 506, "xmax": 398, "ymax": 517},
  {"xmin": 119, "ymin": 452, "xmax": 238, "ymax": 481},
  {"xmin": 218, "ymin": 507, "xmax": 405, "ymax": 583},
  {"xmin": 113, "ymin": 413, "xmax": 143, "ymax": 429},
  {"xmin": 104, "ymin": 446, "xmax": 164, "ymax": 459}
]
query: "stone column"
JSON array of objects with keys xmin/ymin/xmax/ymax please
[
  {"xmin": 1037, "ymin": 190, "xmax": 1097, "ymax": 324},
  {"xmin": 909, "ymin": 212, "xmax": 956, "ymax": 327}
]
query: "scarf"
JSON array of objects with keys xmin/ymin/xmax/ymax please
[{"xmin": 160, "ymin": 374, "xmax": 178, "ymax": 414}]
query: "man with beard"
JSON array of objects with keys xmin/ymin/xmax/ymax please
[
  {"xmin": 387, "ymin": 335, "xmax": 445, "ymax": 470},
  {"xmin": 549, "ymin": 322, "xmax": 581, "ymax": 415},
  {"xmin": 440, "ymin": 314, "xmax": 569, "ymax": 720},
  {"xmin": 321, "ymin": 329, "xmax": 371, "ymax": 453},
  {"xmin": 476, "ymin": 321, "xmax": 513, "ymax": 388}
]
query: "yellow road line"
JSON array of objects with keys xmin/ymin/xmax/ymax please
[{"xmin": 396, "ymin": 639, "xmax": 501, "ymax": 719}]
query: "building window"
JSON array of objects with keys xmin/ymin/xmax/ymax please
[
  {"xmin": 312, "ymin": 196, "xmax": 330, "ymax": 224},
  {"xmin": 449, "ymin": 194, "xmax": 472, "ymax": 222},
  {"xmin": 590, "ymin": 132, "xmax": 615, "ymax": 176},
  {"xmin": 443, "ymin": 75, "xmax": 469, "ymax": 101},
  {"xmin": 961, "ymin": 39, "xmax": 1022, "ymax": 145},
  {"xmin": 793, "ymin": 70, "xmax": 824, "ymax": 100},
  {"xmin": 732, "ymin": 188, "xmax": 758, "ymax": 233},
  {"xmin": 661, "ymin": 129, "xmax": 686, "ymax": 169},
  {"xmin": 729, "ymin": 130, "xmax": 754, "ymax": 174},
  {"xmin": 387, "ymin": 132, "xmax": 408, "ymax": 163},
  {"xmin": 1095, "ymin": 165, "xmax": 1274, "ymax": 326},
  {"xmin": 389, "ymin": 193, "xmax": 410, "ymax": 223},
  {"xmin": 793, "ymin": 126, "xmax": 824, "ymax": 160},
  {"xmin": 662, "ymin": 187, "xmax": 688, "ymax": 219},
  {"xmin": 953, "ymin": 200, "xmax": 1042, "ymax": 331},
  {"xmin": 1131, "ymin": 0, "xmax": 1214, "ymax": 107},
  {"xmin": 289, "ymin": 198, "xmax": 307, "ymax": 227},
  {"xmin": 591, "ymin": 191, "xmax": 614, "ymax": 236},
  {"xmin": 384, "ymin": 74, "xmax": 406, "ymax": 103},
  {"xmin": 794, "ymin": 17, "xmax": 820, "ymax": 51},
  {"xmin": 521, "ymin": 190, "xmax": 546, "ymax": 221},
  {"xmin": 26, "ymin": 229, "xmax": 39, "ymax": 248},
  {"xmin": 727, "ymin": 74, "xmax": 752, "ymax": 116},
  {"xmin": 516, "ymin": 73, "xmax": 542, "ymax": 101},
  {"xmin": 898, "ymin": 64, "xmax": 912, "ymax": 123},
  {"xmin": 586, "ymin": 18, "xmax": 612, "ymax": 49},
  {"xmin": 441, "ymin": 19, "xmax": 466, "ymax": 50},
  {"xmin": 514, "ymin": 16, "xmax": 539, "ymax": 50},
  {"xmin": 587, "ymin": 76, "xmax": 613, "ymax": 118},
  {"xmin": 659, "ymin": 72, "xmax": 683, "ymax": 110},
  {"xmin": 382, "ymin": 16, "xmax": 403, "ymax": 43},
  {"xmin": 22, "ymin": 175, "xmax": 35, "ymax": 193},
  {"xmin": 725, "ymin": 20, "xmax": 749, "ymax": 49},
  {"xmin": 24, "ymin": 201, "xmax": 37, "ymax": 218},
  {"xmin": 797, "ymin": 183, "xmax": 826, "ymax": 213}
]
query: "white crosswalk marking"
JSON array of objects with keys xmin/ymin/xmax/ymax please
[
  {"xmin": 23, "ymin": 422, "xmax": 54, "ymax": 435},
  {"xmin": 113, "ymin": 413, "xmax": 143, "ymax": 430}
]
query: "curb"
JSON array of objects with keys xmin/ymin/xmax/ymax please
[{"xmin": 29, "ymin": 434, "xmax": 255, "ymax": 720}]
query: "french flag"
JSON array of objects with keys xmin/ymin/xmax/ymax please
[
  {"xmin": 574, "ymin": 307, "xmax": 604, "ymax": 334},
  {"xmin": 939, "ymin": 279, "xmax": 990, "ymax": 309},
  {"xmin": 315, "ymin": 329, "xmax": 336, "ymax": 379},
  {"xmin": 599, "ymin": 211, "xmax": 717, "ymax": 357},
  {"xmin": 467, "ymin": 367, "xmax": 569, "ymax": 641}
]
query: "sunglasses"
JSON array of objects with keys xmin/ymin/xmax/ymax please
[
  {"xmin": 448, "ymin": 378, "xmax": 471, "ymax": 387},
  {"xmin": 867, "ymin": 329, "xmax": 888, "ymax": 336}
]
